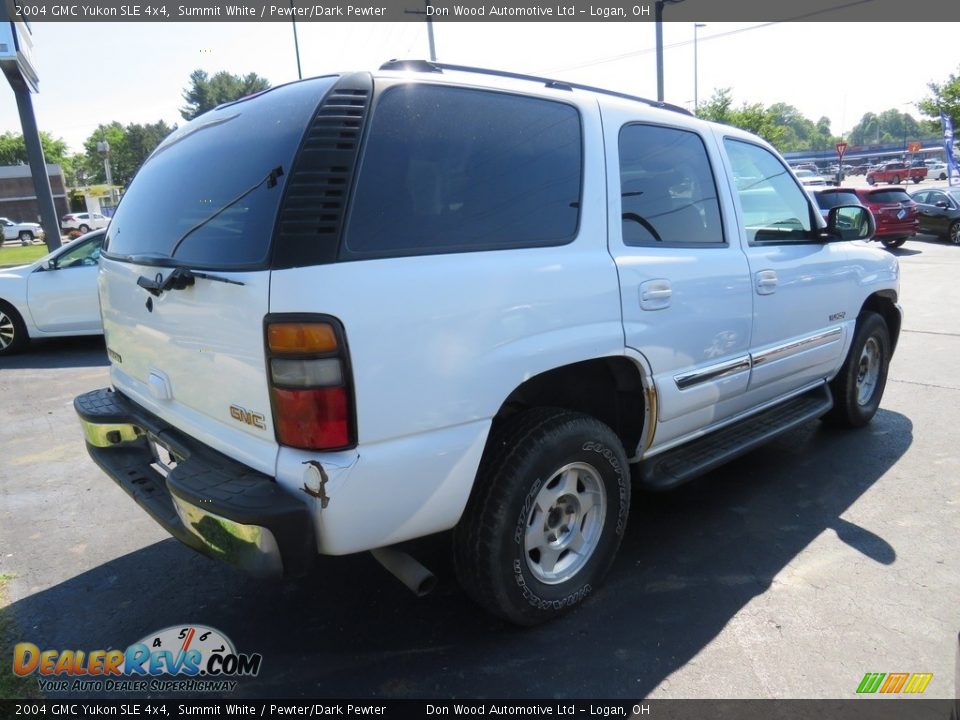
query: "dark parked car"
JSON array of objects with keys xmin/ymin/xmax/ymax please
[
  {"xmin": 808, "ymin": 188, "xmax": 866, "ymax": 223},
  {"xmin": 909, "ymin": 187, "xmax": 960, "ymax": 245},
  {"xmin": 853, "ymin": 187, "xmax": 919, "ymax": 248}
]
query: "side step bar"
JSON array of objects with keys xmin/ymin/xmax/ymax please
[{"xmin": 637, "ymin": 384, "xmax": 833, "ymax": 490}]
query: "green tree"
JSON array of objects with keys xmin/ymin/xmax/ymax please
[
  {"xmin": 695, "ymin": 88, "xmax": 734, "ymax": 125},
  {"xmin": 180, "ymin": 69, "xmax": 271, "ymax": 120},
  {"xmin": 848, "ymin": 110, "xmax": 922, "ymax": 147},
  {"xmin": 918, "ymin": 65, "xmax": 960, "ymax": 130},
  {"xmin": 0, "ymin": 130, "xmax": 70, "ymax": 167},
  {"xmin": 80, "ymin": 120, "xmax": 174, "ymax": 187}
]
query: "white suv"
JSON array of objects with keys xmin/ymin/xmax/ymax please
[{"xmin": 76, "ymin": 62, "xmax": 899, "ymax": 625}]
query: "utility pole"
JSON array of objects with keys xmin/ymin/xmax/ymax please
[
  {"xmin": 290, "ymin": 0, "xmax": 302, "ymax": 79},
  {"xmin": 655, "ymin": 0, "xmax": 684, "ymax": 103},
  {"xmin": 405, "ymin": 0, "xmax": 437, "ymax": 61}
]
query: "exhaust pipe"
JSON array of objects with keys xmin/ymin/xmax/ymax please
[{"xmin": 371, "ymin": 547, "xmax": 437, "ymax": 597}]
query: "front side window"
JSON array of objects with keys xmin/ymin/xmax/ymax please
[
  {"xmin": 724, "ymin": 139, "xmax": 815, "ymax": 243},
  {"xmin": 55, "ymin": 234, "xmax": 103, "ymax": 269},
  {"xmin": 618, "ymin": 124, "xmax": 723, "ymax": 246},
  {"xmin": 342, "ymin": 84, "xmax": 582, "ymax": 257}
]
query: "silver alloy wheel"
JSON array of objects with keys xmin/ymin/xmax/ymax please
[
  {"xmin": 951, "ymin": 222, "xmax": 960, "ymax": 245},
  {"xmin": 524, "ymin": 462, "xmax": 607, "ymax": 585},
  {"xmin": 0, "ymin": 309, "xmax": 14, "ymax": 350},
  {"xmin": 856, "ymin": 336, "xmax": 881, "ymax": 406}
]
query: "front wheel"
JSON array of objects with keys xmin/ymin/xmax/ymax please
[
  {"xmin": 18, "ymin": 230, "xmax": 33, "ymax": 245},
  {"xmin": 824, "ymin": 312, "xmax": 891, "ymax": 428},
  {"xmin": 880, "ymin": 237, "xmax": 906, "ymax": 249},
  {"xmin": 78, "ymin": 224, "xmax": 90, "ymax": 233},
  {"xmin": 892, "ymin": 175, "xmax": 901, "ymax": 184},
  {"xmin": 949, "ymin": 221, "xmax": 960, "ymax": 246},
  {"xmin": 912, "ymin": 176, "xmax": 922, "ymax": 184},
  {"xmin": 453, "ymin": 408, "xmax": 630, "ymax": 625}
]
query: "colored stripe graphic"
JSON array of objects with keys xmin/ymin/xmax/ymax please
[
  {"xmin": 880, "ymin": 673, "xmax": 909, "ymax": 693},
  {"xmin": 856, "ymin": 672, "xmax": 932, "ymax": 694},
  {"xmin": 903, "ymin": 673, "xmax": 933, "ymax": 694},
  {"xmin": 856, "ymin": 673, "xmax": 886, "ymax": 694}
]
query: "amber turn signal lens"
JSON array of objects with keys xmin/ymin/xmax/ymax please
[{"xmin": 268, "ymin": 323, "xmax": 338, "ymax": 353}]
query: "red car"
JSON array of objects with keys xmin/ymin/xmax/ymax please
[{"xmin": 853, "ymin": 187, "xmax": 919, "ymax": 248}]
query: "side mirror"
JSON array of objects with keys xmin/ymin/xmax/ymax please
[
  {"xmin": 826, "ymin": 205, "xmax": 874, "ymax": 241},
  {"xmin": 46, "ymin": 258, "xmax": 58, "ymax": 271}
]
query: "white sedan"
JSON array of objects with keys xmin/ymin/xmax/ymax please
[
  {"xmin": 0, "ymin": 230, "xmax": 105, "ymax": 355},
  {"xmin": 794, "ymin": 168, "xmax": 829, "ymax": 186}
]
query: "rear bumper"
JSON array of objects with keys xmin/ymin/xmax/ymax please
[{"xmin": 74, "ymin": 387, "xmax": 315, "ymax": 578}]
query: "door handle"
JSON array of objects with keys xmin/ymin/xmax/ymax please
[
  {"xmin": 755, "ymin": 270, "xmax": 778, "ymax": 295},
  {"xmin": 639, "ymin": 279, "xmax": 672, "ymax": 310}
]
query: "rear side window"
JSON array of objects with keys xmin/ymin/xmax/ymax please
[
  {"xmin": 618, "ymin": 124, "xmax": 724, "ymax": 246},
  {"xmin": 867, "ymin": 190, "xmax": 912, "ymax": 204},
  {"xmin": 342, "ymin": 85, "xmax": 582, "ymax": 257}
]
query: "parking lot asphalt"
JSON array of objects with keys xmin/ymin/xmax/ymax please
[{"xmin": 1, "ymin": 233, "xmax": 958, "ymax": 700}]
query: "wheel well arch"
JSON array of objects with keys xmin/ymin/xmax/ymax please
[
  {"xmin": 861, "ymin": 290, "xmax": 901, "ymax": 352},
  {"xmin": 492, "ymin": 357, "xmax": 647, "ymax": 459}
]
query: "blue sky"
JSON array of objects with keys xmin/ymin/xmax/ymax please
[{"xmin": 2, "ymin": 21, "xmax": 957, "ymax": 154}]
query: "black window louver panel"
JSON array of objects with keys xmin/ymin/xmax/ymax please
[{"xmin": 272, "ymin": 73, "xmax": 373, "ymax": 268}]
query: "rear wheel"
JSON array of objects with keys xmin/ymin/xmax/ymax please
[
  {"xmin": 892, "ymin": 175, "xmax": 901, "ymax": 184},
  {"xmin": 79, "ymin": 224, "xmax": 90, "ymax": 233},
  {"xmin": 880, "ymin": 237, "xmax": 906, "ymax": 248},
  {"xmin": 0, "ymin": 301, "xmax": 28, "ymax": 355},
  {"xmin": 453, "ymin": 408, "xmax": 630, "ymax": 625},
  {"xmin": 949, "ymin": 220, "xmax": 960, "ymax": 246},
  {"xmin": 824, "ymin": 312, "xmax": 890, "ymax": 428},
  {"xmin": 912, "ymin": 176, "xmax": 922, "ymax": 184},
  {"xmin": 17, "ymin": 230, "xmax": 33, "ymax": 245}
]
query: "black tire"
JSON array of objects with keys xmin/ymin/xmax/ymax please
[
  {"xmin": 938, "ymin": 173, "xmax": 947, "ymax": 181},
  {"xmin": 17, "ymin": 230, "xmax": 33, "ymax": 245},
  {"xmin": 0, "ymin": 300, "xmax": 28, "ymax": 355},
  {"xmin": 892, "ymin": 175, "xmax": 900, "ymax": 185},
  {"xmin": 866, "ymin": 177, "xmax": 875, "ymax": 186},
  {"xmin": 949, "ymin": 220, "xmax": 960, "ymax": 246},
  {"xmin": 880, "ymin": 237, "xmax": 906, "ymax": 249},
  {"xmin": 912, "ymin": 176, "xmax": 921, "ymax": 184},
  {"xmin": 453, "ymin": 408, "xmax": 630, "ymax": 625},
  {"xmin": 78, "ymin": 224, "xmax": 90, "ymax": 233},
  {"xmin": 824, "ymin": 312, "xmax": 891, "ymax": 428}
]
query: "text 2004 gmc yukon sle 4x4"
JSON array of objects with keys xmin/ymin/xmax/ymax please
[{"xmin": 75, "ymin": 62, "xmax": 899, "ymax": 625}]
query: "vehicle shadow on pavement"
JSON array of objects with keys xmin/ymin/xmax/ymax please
[
  {"xmin": 0, "ymin": 337, "xmax": 108, "ymax": 370},
  {"xmin": 3, "ymin": 409, "xmax": 911, "ymax": 700}
]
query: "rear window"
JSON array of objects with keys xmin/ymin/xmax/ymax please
[
  {"xmin": 815, "ymin": 191, "xmax": 859, "ymax": 210},
  {"xmin": 867, "ymin": 190, "xmax": 912, "ymax": 204},
  {"xmin": 103, "ymin": 76, "xmax": 337, "ymax": 269},
  {"xmin": 342, "ymin": 84, "xmax": 582, "ymax": 258}
]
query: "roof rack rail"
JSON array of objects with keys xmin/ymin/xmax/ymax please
[{"xmin": 378, "ymin": 59, "xmax": 693, "ymax": 117}]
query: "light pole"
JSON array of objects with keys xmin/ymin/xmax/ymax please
[
  {"xmin": 96, "ymin": 140, "xmax": 113, "ymax": 188},
  {"xmin": 694, "ymin": 23, "xmax": 706, "ymax": 113},
  {"xmin": 290, "ymin": 0, "xmax": 302, "ymax": 79},
  {"xmin": 655, "ymin": 0, "xmax": 685, "ymax": 103}
]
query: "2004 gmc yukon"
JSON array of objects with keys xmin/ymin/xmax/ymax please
[{"xmin": 75, "ymin": 61, "xmax": 898, "ymax": 625}]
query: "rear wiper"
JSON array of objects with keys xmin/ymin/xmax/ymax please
[
  {"xmin": 137, "ymin": 266, "xmax": 245, "ymax": 297},
  {"xmin": 169, "ymin": 165, "xmax": 284, "ymax": 258}
]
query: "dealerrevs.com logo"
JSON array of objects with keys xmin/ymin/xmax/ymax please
[{"xmin": 12, "ymin": 624, "xmax": 262, "ymax": 693}]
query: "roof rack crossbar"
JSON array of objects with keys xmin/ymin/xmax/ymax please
[{"xmin": 378, "ymin": 59, "xmax": 693, "ymax": 117}]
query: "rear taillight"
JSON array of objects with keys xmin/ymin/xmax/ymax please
[{"xmin": 265, "ymin": 317, "xmax": 355, "ymax": 451}]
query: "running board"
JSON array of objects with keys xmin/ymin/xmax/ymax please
[{"xmin": 637, "ymin": 384, "xmax": 833, "ymax": 491}]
